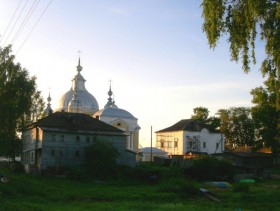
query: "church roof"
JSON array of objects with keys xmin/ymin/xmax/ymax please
[
  {"xmin": 94, "ymin": 107, "xmax": 136, "ymax": 119},
  {"xmin": 57, "ymin": 58, "xmax": 99, "ymax": 115},
  {"xmin": 93, "ymin": 83, "xmax": 137, "ymax": 120},
  {"xmin": 24, "ymin": 112, "xmax": 125, "ymax": 135},
  {"xmin": 156, "ymin": 119, "xmax": 218, "ymax": 133}
]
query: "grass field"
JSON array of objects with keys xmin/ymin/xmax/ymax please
[{"xmin": 0, "ymin": 167, "xmax": 280, "ymax": 211}]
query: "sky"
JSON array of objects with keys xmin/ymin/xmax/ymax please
[{"xmin": 0, "ymin": 0, "xmax": 265, "ymax": 147}]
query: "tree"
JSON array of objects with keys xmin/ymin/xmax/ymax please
[
  {"xmin": 202, "ymin": 0, "xmax": 280, "ymax": 156},
  {"xmin": 191, "ymin": 106, "xmax": 220, "ymax": 131},
  {"xmin": 84, "ymin": 139, "xmax": 119, "ymax": 179},
  {"xmin": 251, "ymin": 85, "xmax": 280, "ymax": 161},
  {"xmin": 0, "ymin": 45, "xmax": 43, "ymax": 158},
  {"xmin": 217, "ymin": 107, "xmax": 255, "ymax": 150},
  {"xmin": 191, "ymin": 106, "xmax": 209, "ymax": 122},
  {"xmin": 202, "ymin": 0, "xmax": 280, "ymax": 76},
  {"xmin": 19, "ymin": 90, "xmax": 45, "ymax": 129}
]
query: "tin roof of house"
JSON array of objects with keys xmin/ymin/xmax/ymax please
[
  {"xmin": 139, "ymin": 147, "xmax": 167, "ymax": 154},
  {"xmin": 156, "ymin": 119, "xmax": 218, "ymax": 133},
  {"xmin": 23, "ymin": 112, "xmax": 125, "ymax": 135}
]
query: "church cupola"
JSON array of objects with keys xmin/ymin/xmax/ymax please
[
  {"xmin": 44, "ymin": 92, "xmax": 53, "ymax": 116},
  {"xmin": 57, "ymin": 57, "xmax": 99, "ymax": 115},
  {"xmin": 104, "ymin": 82, "xmax": 118, "ymax": 108},
  {"xmin": 72, "ymin": 58, "xmax": 86, "ymax": 91}
]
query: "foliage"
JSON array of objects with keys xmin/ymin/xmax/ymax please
[
  {"xmin": 131, "ymin": 163, "xmax": 183, "ymax": 183},
  {"xmin": 0, "ymin": 45, "xmax": 44, "ymax": 158},
  {"xmin": 251, "ymin": 85, "xmax": 280, "ymax": 158},
  {"xmin": 185, "ymin": 157, "xmax": 235, "ymax": 181},
  {"xmin": 20, "ymin": 90, "xmax": 45, "ymax": 127},
  {"xmin": 217, "ymin": 107, "xmax": 255, "ymax": 150},
  {"xmin": 191, "ymin": 106, "xmax": 220, "ymax": 131},
  {"xmin": 84, "ymin": 140, "xmax": 119, "ymax": 180},
  {"xmin": 202, "ymin": 0, "xmax": 280, "ymax": 156},
  {"xmin": 191, "ymin": 106, "xmax": 209, "ymax": 122},
  {"xmin": 202, "ymin": 0, "xmax": 280, "ymax": 74}
]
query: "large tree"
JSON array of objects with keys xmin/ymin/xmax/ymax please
[
  {"xmin": 202, "ymin": 0, "xmax": 280, "ymax": 76},
  {"xmin": 217, "ymin": 107, "xmax": 255, "ymax": 150},
  {"xmin": 191, "ymin": 106, "xmax": 220, "ymax": 131},
  {"xmin": 0, "ymin": 45, "xmax": 44, "ymax": 158},
  {"xmin": 191, "ymin": 106, "xmax": 210, "ymax": 122},
  {"xmin": 202, "ymin": 0, "xmax": 280, "ymax": 155},
  {"xmin": 251, "ymin": 84, "xmax": 280, "ymax": 160}
]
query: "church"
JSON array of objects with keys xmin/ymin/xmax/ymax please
[
  {"xmin": 22, "ymin": 59, "xmax": 140, "ymax": 173},
  {"xmin": 53, "ymin": 58, "xmax": 140, "ymax": 151}
]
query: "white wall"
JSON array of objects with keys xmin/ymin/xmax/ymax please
[{"xmin": 156, "ymin": 129, "xmax": 224, "ymax": 155}]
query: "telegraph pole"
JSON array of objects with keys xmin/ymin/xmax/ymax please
[{"xmin": 150, "ymin": 126, "xmax": 153, "ymax": 162}]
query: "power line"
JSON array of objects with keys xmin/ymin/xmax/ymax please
[
  {"xmin": 1, "ymin": 0, "xmax": 53, "ymax": 80},
  {"xmin": 2, "ymin": 0, "xmax": 29, "ymax": 47},
  {"xmin": 0, "ymin": 0, "xmax": 24, "ymax": 45},
  {"xmin": 16, "ymin": 0, "xmax": 53, "ymax": 55},
  {"xmin": 11, "ymin": 0, "xmax": 41, "ymax": 45}
]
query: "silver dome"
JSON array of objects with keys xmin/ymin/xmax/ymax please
[
  {"xmin": 57, "ymin": 59, "xmax": 99, "ymax": 115},
  {"xmin": 94, "ymin": 107, "xmax": 136, "ymax": 119}
]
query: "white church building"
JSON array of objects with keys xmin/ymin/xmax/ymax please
[{"xmin": 52, "ymin": 58, "xmax": 140, "ymax": 151}]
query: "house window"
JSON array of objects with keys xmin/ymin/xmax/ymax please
[
  {"xmin": 216, "ymin": 143, "xmax": 219, "ymax": 149},
  {"xmin": 174, "ymin": 138, "xmax": 178, "ymax": 148},
  {"xmin": 31, "ymin": 152, "xmax": 34, "ymax": 162},
  {"xmin": 160, "ymin": 141, "xmax": 164, "ymax": 148},
  {"xmin": 86, "ymin": 136, "xmax": 90, "ymax": 143},
  {"xmin": 60, "ymin": 151, "xmax": 63, "ymax": 156},
  {"xmin": 60, "ymin": 135, "xmax": 64, "ymax": 142},
  {"xmin": 75, "ymin": 150, "xmax": 80, "ymax": 158},
  {"xmin": 51, "ymin": 150, "xmax": 55, "ymax": 156},
  {"xmin": 76, "ymin": 136, "xmax": 80, "ymax": 142},
  {"xmin": 203, "ymin": 142, "xmax": 206, "ymax": 148}
]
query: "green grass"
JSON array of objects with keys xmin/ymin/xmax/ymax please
[{"xmin": 0, "ymin": 167, "xmax": 280, "ymax": 211}]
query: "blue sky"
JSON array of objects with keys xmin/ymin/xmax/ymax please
[{"xmin": 0, "ymin": 0, "xmax": 265, "ymax": 147}]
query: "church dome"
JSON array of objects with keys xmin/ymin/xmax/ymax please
[
  {"xmin": 94, "ymin": 107, "xmax": 136, "ymax": 119},
  {"xmin": 93, "ymin": 84, "xmax": 136, "ymax": 120},
  {"xmin": 57, "ymin": 58, "xmax": 99, "ymax": 115}
]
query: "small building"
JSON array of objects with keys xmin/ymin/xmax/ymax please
[
  {"xmin": 138, "ymin": 147, "xmax": 168, "ymax": 162},
  {"xmin": 155, "ymin": 119, "xmax": 224, "ymax": 155},
  {"xmin": 22, "ymin": 112, "xmax": 136, "ymax": 174},
  {"xmin": 223, "ymin": 151, "xmax": 273, "ymax": 177}
]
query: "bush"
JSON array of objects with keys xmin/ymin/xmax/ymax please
[
  {"xmin": 84, "ymin": 140, "xmax": 119, "ymax": 180},
  {"xmin": 9, "ymin": 161, "xmax": 24, "ymax": 173},
  {"xmin": 185, "ymin": 157, "xmax": 235, "ymax": 181},
  {"xmin": 131, "ymin": 163, "xmax": 183, "ymax": 183}
]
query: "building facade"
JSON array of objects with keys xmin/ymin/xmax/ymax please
[
  {"xmin": 22, "ymin": 112, "xmax": 136, "ymax": 173},
  {"xmin": 155, "ymin": 119, "xmax": 224, "ymax": 155}
]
